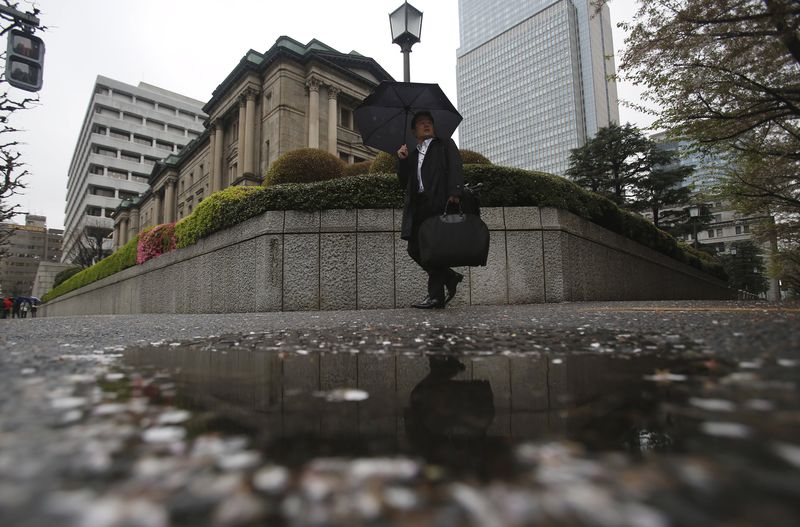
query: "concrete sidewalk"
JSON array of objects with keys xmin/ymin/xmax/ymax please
[{"xmin": 1, "ymin": 300, "xmax": 798, "ymax": 527}]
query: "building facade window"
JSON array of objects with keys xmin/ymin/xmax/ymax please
[
  {"xmin": 95, "ymin": 146, "xmax": 117, "ymax": 158},
  {"xmin": 155, "ymin": 140, "xmax": 174, "ymax": 152},
  {"xmin": 120, "ymin": 151, "xmax": 140, "ymax": 163},
  {"xmin": 90, "ymin": 186, "xmax": 115, "ymax": 198},
  {"xmin": 340, "ymin": 107, "xmax": 352, "ymax": 129},
  {"xmin": 123, "ymin": 112, "xmax": 142, "ymax": 124},
  {"xmin": 133, "ymin": 134, "xmax": 152, "ymax": 146},
  {"xmin": 109, "ymin": 129, "xmax": 130, "ymax": 141},
  {"xmin": 107, "ymin": 168, "xmax": 128, "ymax": 180}
]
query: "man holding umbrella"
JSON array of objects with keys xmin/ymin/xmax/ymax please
[
  {"xmin": 397, "ymin": 111, "xmax": 464, "ymax": 309},
  {"xmin": 354, "ymin": 81, "xmax": 467, "ymax": 309}
]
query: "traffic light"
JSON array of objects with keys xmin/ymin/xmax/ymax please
[{"xmin": 5, "ymin": 29, "xmax": 44, "ymax": 92}]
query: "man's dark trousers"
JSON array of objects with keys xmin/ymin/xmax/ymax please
[{"xmin": 406, "ymin": 191, "xmax": 457, "ymax": 304}]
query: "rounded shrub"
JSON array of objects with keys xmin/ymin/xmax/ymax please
[
  {"xmin": 460, "ymin": 149, "xmax": 492, "ymax": 165},
  {"xmin": 137, "ymin": 223, "xmax": 177, "ymax": 264},
  {"xmin": 343, "ymin": 161, "xmax": 371, "ymax": 178},
  {"xmin": 369, "ymin": 152, "xmax": 397, "ymax": 174},
  {"xmin": 264, "ymin": 148, "xmax": 344, "ymax": 186}
]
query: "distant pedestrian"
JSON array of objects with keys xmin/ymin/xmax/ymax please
[
  {"xmin": 19, "ymin": 300, "xmax": 29, "ymax": 318},
  {"xmin": 2, "ymin": 297, "xmax": 11, "ymax": 319},
  {"xmin": 30, "ymin": 299, "xmax": 38, "ymax": 318},
  {"xmin": 12, "ymin": 297, "xmax": 21, "ymax": 318}
]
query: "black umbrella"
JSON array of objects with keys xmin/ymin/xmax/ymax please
[{"xmin": 354, "ymin": 81, "xmax": 462, "ymax": 155}]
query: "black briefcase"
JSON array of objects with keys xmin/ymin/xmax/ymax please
[{"xmin": 418, "ymin": 209, "xmax": 490, "ymax": 268}]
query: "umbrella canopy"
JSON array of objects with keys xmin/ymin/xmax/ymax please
[{"xmin": 354, "ymin": 81, "xmax": 462, "ymax": 155}]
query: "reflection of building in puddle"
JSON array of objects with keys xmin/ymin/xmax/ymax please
[{"xmin": 124, "ymin": 346, "xmax": 676, "ymax": 461}]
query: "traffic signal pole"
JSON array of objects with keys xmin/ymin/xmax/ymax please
[
  {"xmin": 0, "ymin": 4, "xmax": 40, "ymax": 30},
  {"xmin": 0, "ymin": 4, "xmax": 44, "ymax": 91}
]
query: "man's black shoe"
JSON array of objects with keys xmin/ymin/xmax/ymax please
[
  {"xmin": 445, "ymin": 271, "xmax": 464, "ymax": 305},
  {"xmin": 412, "ymin": 296, "xmax": 444, "ymax": 309}
]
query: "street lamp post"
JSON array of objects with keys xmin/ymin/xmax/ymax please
[
  {"xmin": 689, "ymin": 205, "xmax": 700, "ymax": 248},
  {"xmin": 389, "ymin": 1, "xmax": 423, "ymax": 82}
]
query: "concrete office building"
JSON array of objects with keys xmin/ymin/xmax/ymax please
[
  {"xmin": 112, "ymin": 37, "xmax": 392, "ymax": 246},
  {"xmin": 0, "ymin": 215, "xmax": 63, "ymax": 297},
  {"xmin": 62, "ymin": 76, "xmax": 206, "ymax": 264},
  {"xmin": 456, "ymin": 0, "xmax": 619, "ymax": 175}
]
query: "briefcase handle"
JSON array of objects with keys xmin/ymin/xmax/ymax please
[
  {"xmin": 439, "ymin": 201, "xmax": 466, "ymax": 223},
  {"xmin": 442, "ymin": 200, "xmax": 464, "ymax": 216}
]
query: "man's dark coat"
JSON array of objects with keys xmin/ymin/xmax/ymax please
[{"xmin": 397, "ymin": 137, "xmax": 464, "ymax": 240}]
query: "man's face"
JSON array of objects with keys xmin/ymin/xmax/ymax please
[{"xmin": 413, "ymin": 116, "xmax": 435, "ymax": 140}]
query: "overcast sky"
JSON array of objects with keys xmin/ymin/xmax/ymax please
[{"xmin": 7, "ymin": 0, "xmax": 646, "ymax": 229}]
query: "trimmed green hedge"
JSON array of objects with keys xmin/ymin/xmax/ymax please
[
  {"xmin": 173, "ymin": 165, "xmax": 725, "ymax": 279},
  {"xmin": 175, "ymin": 186, "xmax": 261, "ymax": 248},
  {"xmin": 44, "ymin": 164, "xmax": 726, "ymax": 302},
  {"xmin": 42, "ymin": 235, "xmax": 140, "ymax": 302}
]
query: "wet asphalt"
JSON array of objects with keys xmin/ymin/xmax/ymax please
[{"xmin": 1, "ymin": 300, "xmax": 798, "ymax": 527}]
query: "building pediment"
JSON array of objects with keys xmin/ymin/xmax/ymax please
[{"xmin": 204, "ymin": 36, "xmax": 393, "ymax": 115}]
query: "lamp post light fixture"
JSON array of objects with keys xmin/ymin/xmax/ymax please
[
  {"xmin": 688, "ymin": 205, "xmax": 700, "ymax": 248},
  {"xmin": 389, "ymin": 0, "xmax": 423, "ymax": 82}
]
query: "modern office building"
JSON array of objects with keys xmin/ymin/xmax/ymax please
[
  {"xmin": 62, "ymin": 76, "xmax": 207, "ymax": 264},
  {"xmin": 650, "ymin": 132, "xmax": 729, "ymax": 193},
  {"xmin": 0, "ymin": 215, "xmax": 63, "ymax": 297},
  {"xmin": 456, "ymin": 0, "xmax": 619, "ymax": 175}
]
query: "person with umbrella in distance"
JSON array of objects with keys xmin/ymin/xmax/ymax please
[{"xmin": 397, "ymin": 110, "xmax": 464, "ymax": 309}]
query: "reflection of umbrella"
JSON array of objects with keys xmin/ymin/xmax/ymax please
[{"xmin": 354, "ymin": 81, "xmax": 462, "ymax": 155}]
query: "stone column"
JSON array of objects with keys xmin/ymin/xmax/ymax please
[
  {"xmin": 155, "ymin": 189, "xmax": 163, "ymax": 225},
  {"xmin": 327, "ymin": 86, "xmax": 340, "ymax": 155},
  {"xmin": 307, "ymin": 78, "xmax": 321, "ymax": 148},
  {"xmin": 244, "ymin": 89, "xmax": 257, "ymax": 175},
  {"xmin": 119, "ymin": 217, "xmax": 129, "ymax": 247},
  {"xmin": 237, "ymin": 98, "xmax": 247, "ymax": 183},
  {"xmin": 213, "ymin": 122, "xmax": 225, "ymax": 192},
  {"xmin": 164, "ymin": 177, "xmax": 177, "ymax": 223},
  {"xmin": 113, "ymin": 223, "xmax": 120, "ymax": 250},
  {"xmin": 209, "ymin": 124, "xmax": 217, "ymax": 192},
  {"xmin": 129, "ymin": 208, "xmax": 140, "ymax": 240}
]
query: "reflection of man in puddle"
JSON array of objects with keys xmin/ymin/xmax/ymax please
[{"xmin": 405, "ymin": 356, "xmax": 505, "ymax": 477}]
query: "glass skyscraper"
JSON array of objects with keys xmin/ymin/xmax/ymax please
[{"xmin": 456, "ymin": 0, "xmax": 619, "ymax": 175}]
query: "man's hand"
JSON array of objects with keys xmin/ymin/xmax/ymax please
[{"xmin": 397, "ymin": 145, "xmax": 408, "ymax": 159}]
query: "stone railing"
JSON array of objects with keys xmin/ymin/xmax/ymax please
[{"xmin": 40, "ymin": 207, "xmax": 732, "ymax": 316}]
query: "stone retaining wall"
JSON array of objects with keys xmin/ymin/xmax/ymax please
[{"xmin": 41, "ymin": 207, "xmax": 732, "ymax": 316}]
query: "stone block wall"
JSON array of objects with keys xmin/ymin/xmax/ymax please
[{"xmin": 41, "ymin": 207, "xmax": 733, "ymax": 316}]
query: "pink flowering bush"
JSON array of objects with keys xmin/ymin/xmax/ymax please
[{"xmin": 136, "ymin": 223, "xmax": 177, "ymax": 264}]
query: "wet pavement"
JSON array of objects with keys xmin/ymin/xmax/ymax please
[{"xmin": 1, "ymin": 301, "xmax": 799, "ymax": 526}]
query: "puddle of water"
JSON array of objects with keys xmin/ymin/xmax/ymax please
[
  {"xmin": 29, "ymin": 326, "xmax": 798, "ymax": 526},
  {"xmin": 118, "ymin": 328, "xmax": 713, "ymax": 477}
]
